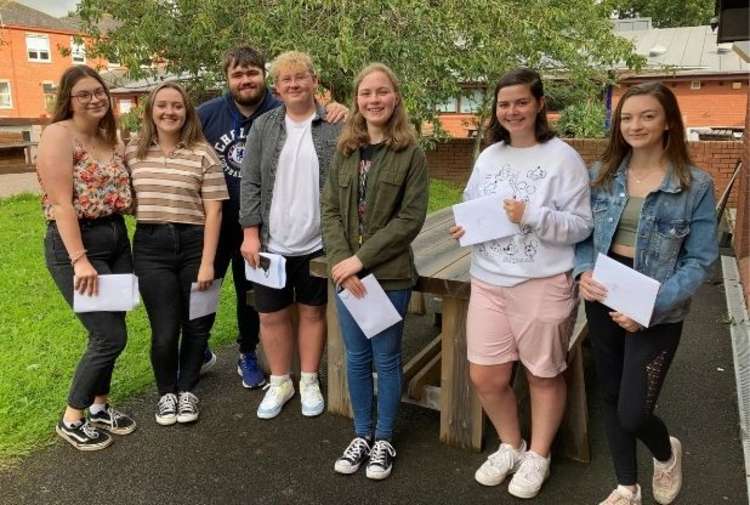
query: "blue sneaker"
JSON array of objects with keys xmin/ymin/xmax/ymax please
[
  {"xmin": 200, "ymin": 347, "xmax": 217, "ymax": 375},
  {"xmin": 237, "ymin": 352, "xmax": 266, "ymax": 389}
]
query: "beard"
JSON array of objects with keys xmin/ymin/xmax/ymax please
[{"xmin": 231, "ymin": 85, "xmax": 265, "ymax": 108}]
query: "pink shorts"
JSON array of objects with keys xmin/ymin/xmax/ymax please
[{"xmin": 466, "ymin": 274, "xmax": 577, "ymax": 377}]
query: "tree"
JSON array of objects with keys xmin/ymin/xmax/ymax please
[
  {"xmin": 607, "ymin": 0, "xmax": 715, "ymax": 28},
  {"xmin": 76, "ymin": 0, "xmax": 643, "ymax": 150}
]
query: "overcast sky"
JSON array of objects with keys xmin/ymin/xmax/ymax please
[{"xmin": 15, "ymin": 0, "xmax": 80, "ymax": 18}]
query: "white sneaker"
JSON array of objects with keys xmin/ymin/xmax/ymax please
[
  {"xmin": 599, "ymin": 485, "xmax": 642, "ymax": 505},
  {"xmin": 507, "ymin": 450, "xmax": 550, "ymax": 499},
  {"xmin": 176, "ymin": 391, "xmax": 199, "ymax": 424},
  {"xmin": 300, "ymin": 377, "xmax": 325, "ymax": 417},
  {"xmin": 653, "ymin": 436, "xmax": 682, "ymax": 504},
  {"xmin": 155, "ymin": 393, "xmax": 178, "ymax": 426},
  {"xmin": 474, "ymin": 440, "xmax": 526, "ymax": 486},
  {"xmin": 257, "ymin": 378, "xmax": 295, "ymax": 419}
]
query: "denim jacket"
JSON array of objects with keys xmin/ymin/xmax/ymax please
[{"xmin": 573, "ymin": 157, "xmax": 718, "ymax": 325}]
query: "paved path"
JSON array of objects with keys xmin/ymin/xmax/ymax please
[
  {"xmin": 0, "ymin": 273, "xmax": 744, "ymax": 505},
  {"xmin": 0, "ymin": 173, "xmax": 39, "ymax": 198}
]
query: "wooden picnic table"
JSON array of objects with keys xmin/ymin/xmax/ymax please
[{"xmin": 310, "ymin": 207, "xmax": 590, "ymax": 461}]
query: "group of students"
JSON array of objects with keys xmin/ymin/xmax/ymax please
[{"xmin": 35, "ymin": 44, "xmax": 717, "ymax": 505}]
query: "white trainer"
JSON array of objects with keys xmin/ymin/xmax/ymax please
[
  {"xmin": 653, "ymin": 436, "xmax": 682, "ymax": 504},
  {"xmin": 598, "ymin": 485, "xmax": 642, "ymax": 505},
  {"xmin": 300, "ymin": 377, "xmax": 325, "ymax": 417},
  {"xmin": 257, "ymin": 378, "xmax": 295, "ymax": 419},
  {"xmin": 507, "ymin": 450, "xmax": 550, "ymax": 499},
  {"xmin": 474, "ymin": 440, "xmax": 526, "ymax": 486}
]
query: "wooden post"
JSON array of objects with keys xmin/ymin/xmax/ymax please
[
  {"xmin": 326, "ymin": 280, "xmax": 352, "ymax": 418},
  {"xmin": 439, "ymin": 296, "xmax": 483, "ymax": 451},
  {"xmin": 408, "ymin": 291, "xmax": 426, "ymax": 315}
]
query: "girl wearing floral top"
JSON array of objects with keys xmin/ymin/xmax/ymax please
[{"xmin": 36, "ymin": 65, "xmax": 137, "ymax": 452}]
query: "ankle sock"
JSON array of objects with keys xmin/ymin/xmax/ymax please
[
  {"xmin": 89, "ymin": 402, "xmax": 107, "ymax": 415},
  {"xmin": 300, "ymin": 371, "xmax": 318, "ymax": 384},
  {"xmin": 63, "ymin": 418, "xmax": 83, "ymax": 429},
  {"xmin": 270, "ymin": 374, "xmax": 290, "ymax": 385},
  {"xmin": 617, "ymin": 485, "xmax": 637, "ymax": 497}
]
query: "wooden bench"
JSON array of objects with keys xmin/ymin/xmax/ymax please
[{"xmin": 310, "ymin": 207, "xmax": 590, "ymax": 461}]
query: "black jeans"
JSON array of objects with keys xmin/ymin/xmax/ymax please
[
  {"xmin": 133, "ymin": 223, "xmax": 215, "ymax": 396},
  {"xmin": 44, "ymin": 215, "xmax": 132, "ymax": 410},
  {"xmin": 586, "ymin": 254, "xmax": 681, "ymax": 485},
  {"xmin": 213, "ymin": 215, "xmax": 259, "ymax": 354}
]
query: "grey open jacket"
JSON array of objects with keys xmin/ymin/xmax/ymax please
[{"xmin": 238, "ymin": 103, "xmax": 342, "ymax": 247}]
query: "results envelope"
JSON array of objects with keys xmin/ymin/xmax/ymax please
[
  {"xmin": 452, "ymin": 195, "xmax": 520, "ymax": 247},
  {"xmin": 337, "ymin": 274, "xmax": 403, "ymax": 339},
  {"xmin": 592, "ymin": 253, "xmax": 661, "ymax": 328},
  {"xmin": 73, "ymin": 273, "xmax": 140, "ymax": 313},
  {"xmin": 189, "ymin": 278, "xmax": 222, "ymax": 320},
  {"xmin": 245, "ymin": 253, "xmax": 287, "ymax": 289}
]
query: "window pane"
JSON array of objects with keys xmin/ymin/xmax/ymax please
[
  {"xmin": 26, "ymin": 35, "xmax": 49, "ymax": 51},
  {"xmin": 436, "ymin": 97, "xmax": 458, "ymax": 113},
  {"xmin": 0, "ymin": 82, "xmax": 11, "ymax": 107},
  {"xmin": 71, "ymin": 40, "xmax": 86, "ymax": 62},
  {"xmin": 459, "ymin": 89, "xmax": 484, "ymax": 113}
]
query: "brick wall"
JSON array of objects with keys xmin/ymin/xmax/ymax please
[{"xmin": 428, "ymin": 138, "xmax": 744, "ymax": 207}]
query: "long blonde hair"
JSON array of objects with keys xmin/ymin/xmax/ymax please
[
  {"xmin": 135, "ymin": 82, "xmax": 207, "ymax": 159},
  {"xmin": 337, "ymin": 63, "xmax": 416, "ymax": 156}
]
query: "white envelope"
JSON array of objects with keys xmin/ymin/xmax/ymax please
[
  {"xmin": 337, "ymin": 274, "xmax": 403, "ymax": 339},
  {"xmin": 73, "ymin": 274, "xmax": 140, "ymax": 313},
  {"xmin": 189, "ymin": 278, "xmax": 222, "ymax": 320},
  {"xmin": 592, "ymin": 253, "xmax": 661, "ymax": 328},
  {"xmin": 453, "ymin": 195, "xmax": 520, "ymax": 247},
  {"xmin": 244, "ymin": 253, "xmax": 287, "ymax": 289}
]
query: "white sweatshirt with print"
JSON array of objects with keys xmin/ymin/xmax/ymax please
[{"xmin": 464, "ymin": 137, "xmax": 593, "ymax": 287}]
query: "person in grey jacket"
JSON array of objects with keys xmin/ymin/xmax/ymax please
[{"xmin": 239, "ymin": 51, "xmax": 342, "ymax": 421}]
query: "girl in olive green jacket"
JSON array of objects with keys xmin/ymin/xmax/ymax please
[{"xmin": 322, "ymin": 63, "xmax": 428, "ymax": 481}]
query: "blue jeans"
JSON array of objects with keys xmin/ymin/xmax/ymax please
[{"xmin": 335, "ymin": 288, "xmax": 411, "ymax": 440}]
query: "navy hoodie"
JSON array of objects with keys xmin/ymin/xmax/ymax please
[{"xmin": 197, "ymin": 89, "xmax": 281, "ymax": 218}]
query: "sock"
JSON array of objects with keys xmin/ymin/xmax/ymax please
[
  {"xmin": 89, "ymin": 402, "xmax": 107, "ymax": 415},
  {"xmin": 300, "ymin": 371, "xmax": 318, "ymax": 384},
  {"xmin": 655, "ymin": 450, "xmax": 675, "ymax": 469},
  {"xmin": 63, "ymin": 418, "xmax": 83, "ymax": 429},
  {"xmin": 270, "ymin": 374, "xmax": 290, "ymax": 385},
  {"xmin": 617, "ymin": 485, "xmax": 637, "ymax": 497}
]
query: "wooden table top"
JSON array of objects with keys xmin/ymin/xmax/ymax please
[{"xmin": 311, "ymin": 207, "xmax": 471, "ymax": 299}]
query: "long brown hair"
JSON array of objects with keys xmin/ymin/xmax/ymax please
[
  {"xmin": 594, "ymin": 82, "xmax": 692, "ymax": 189},
  {"xmin": 52, "ymin": 65, "xmax": 117, "ymax": 147},
  {"xmin": 485, "ymin": 68, "xmax": 555, "ymax": 146},
  {"xmin": 337, "ymin": 63, "xmax": 416, "ymax": 156},
  {"xmin": 135, "ymin": 82, "xmax": 207, "ymax": 159}
]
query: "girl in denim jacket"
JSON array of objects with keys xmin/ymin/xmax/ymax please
[{"xmin": 574, "ymin": 82, "xmax": 718, "ymax": 505}]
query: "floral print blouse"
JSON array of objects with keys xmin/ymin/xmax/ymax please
[{"xmin": 40, "ymin": 141, "xmax": 133, "ymax": 221}]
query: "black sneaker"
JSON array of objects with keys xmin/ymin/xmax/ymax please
[
  {"xmin": 334, "ymin": 437, "xmax": 371, "ymax": 474},
  {"xmin": 366, "ymin": 440, "xmax": 396, "ymax": 480},
  {"xmin": 89, "ymin": 404, "xmax": 137, "ymax": 435},
  {"xmin": 176, "ymin": 392, "xmax": 199, "ymax": 424},
  {"xmin": 56, "ymin": 419, "xmax": 113, "ymax": 452},
  {"xmin": 155, "ymin": 393, "xmax": 178, "ymax": 426}
]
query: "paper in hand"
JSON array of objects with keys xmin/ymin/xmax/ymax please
[
  {"xmin": 189, "ymin": 278, "xmax": 222, "ymax": 320},
  {"xmin": 245, "ymin": 253, "xmax": 287, "ymax": 289},
  {"xmin": 337, "ymin": 274, "xmax": 403, "ymax": 339},
  {"xmin": 452, "ymin": 194, "xmax": 520, "ymax": 247},
  {"xmin": 592, "ymin": 253, "xmax": 660, "ymax": 327},
  {"xmin": 73, "ymin": 273, "xmax": 140, "ymax": 313}
]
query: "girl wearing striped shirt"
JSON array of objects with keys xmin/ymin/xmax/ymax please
[{"xmin": 126, "ymin": 82, "xmax": 229, "ymax": 426}]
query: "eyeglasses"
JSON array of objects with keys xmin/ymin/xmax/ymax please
[{"xmin": 71, "ymin": 88, "xmax": 108, "ymax": 103}]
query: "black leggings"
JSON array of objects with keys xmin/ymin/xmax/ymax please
[{"xmin": 586, "ymin": 254, "xmax": 681, "ymax": 485}]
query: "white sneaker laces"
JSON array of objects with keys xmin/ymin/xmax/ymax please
[
  {"xmin": 261, "ymin": 382, "xmax": 286, "ymax": 405},
  {"xmin": 369, "ymin": 441, "xmax": 395, "ymax": 466},
  {"xmin": 342, "ymin": 438, "xmax": 370, "ymax": 462},
  {"xmin": 179, "ymin": 393, "xmax": 198, "ymax": 412},
  {"xmin": 158, "ymin": 394, "xmax": 177, "ymax": 413},
  {"xmin": 80, "ymin": 420, "xmax": 100, "ymax": 439}
]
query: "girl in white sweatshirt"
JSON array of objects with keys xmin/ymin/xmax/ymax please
[{"xmin": 450, "ymin": 68, "xmax": 592, "ymax": 499}]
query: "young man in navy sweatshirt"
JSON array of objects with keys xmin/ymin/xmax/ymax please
[{"xmin": 197, "ymin": 46, "xmax": 346, "ymax": 389}]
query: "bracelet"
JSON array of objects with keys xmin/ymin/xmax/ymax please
[{"xmin": 69, "ymin": 249, "xmax": 87, "ymax": 266}]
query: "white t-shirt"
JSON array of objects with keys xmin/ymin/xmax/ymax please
[
  {"xmin": 464, "ymin": 137, "xmax": 592, "ymax": 286},
  {"xmin": 267, "ymin": 114, "xmax": 322, "ymax": 255}
]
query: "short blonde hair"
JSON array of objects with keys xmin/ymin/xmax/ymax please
[{"xmin": 270, "ymin": 51, "xmax": 316, "ymax": 82}]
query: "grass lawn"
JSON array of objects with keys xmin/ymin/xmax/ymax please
[{"xmin": 0, "ymin": 178, "xmax": 462, "ymax": 463}]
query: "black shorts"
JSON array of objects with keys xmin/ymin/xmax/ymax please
[{"xmin": 253, "ymin": 249, "xmax": 328, "ymax": 313}]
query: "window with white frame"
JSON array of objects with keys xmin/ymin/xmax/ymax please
[
  {"xmin": 0, "ymin": 81, "xmax": 12, "ymax": 108},
  {"xmin": 42, "ymin": 81, "xmax": 58, "ymax": 112},
  {"xmin": 459, "ymin": 89, "xmax": 484, "ymax": 113},
  {"xmin": 26, "ymin": 34, "xmax": 51, "ymax": 62},
  {"xmin": 71, "ymin": 39, "xmax": 86, "ymax": 63},
  {"xmin": 436, "ymin": 96, "xmax": 458, "ymax": 113}
]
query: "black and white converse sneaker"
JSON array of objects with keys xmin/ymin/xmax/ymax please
[
  {"xmin": 366, "ymin": 440, "xmax": 396, "ymax": 480},
  {"xmin": 56, "ymin": 419, "xmax": 112, "ymax": 451},
  {"xmin": 155, "ymin": 393, "xmax": 178, "ymax": 426},
  {"xmin": 176, "ymin": 392, "xmax": 199, "ymax": 424},
  {"xmin": 334, "ymin": 437, "xmax": 371, "ymax": 474},
  {"xmin": 89, "ymin": 404, "xmax": 137, "ymax": 435}
]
